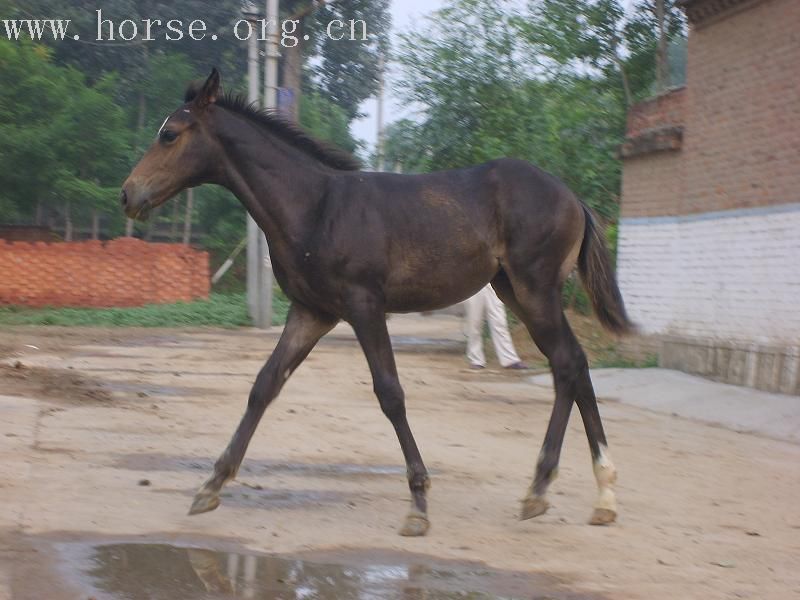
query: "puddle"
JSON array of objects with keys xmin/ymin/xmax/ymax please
[{"xmin": 56, "ymin": 542, "xmax": 601, "ymax": 599}]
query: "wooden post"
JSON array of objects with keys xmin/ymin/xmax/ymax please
[
  {"xmin": 91, "ymin": 210, "xmax": 100, "ymax": 240},
  {"xmin": 170, "ymin": 197, "xmax": 180, "ymax": 241},
  {"xmin": 64, "ymin": 201, "xmax": 73, "ymax": 241},
  {"xmin": 183, "ymin": 188, "xmax": 194, "ymax": 245}
]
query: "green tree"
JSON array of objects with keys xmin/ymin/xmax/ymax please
[
  {"xmin": 380, "ymin": 119, "xmax": 429, "ymax": 173},
  {"xmin": 0, "ymin": 40, "xmax": 130, "ymax": 231},
  {"xmin": 310, "ymin": 0, "xmax": 391, "ymax": 119},
  {"xmin": 0, "ymin": 41, "xmax": 62, "ymax": 221},
  {"xmin": 394, "ymin": 0, "xmax": 626, "ymax": 218},
  {"xmin": 521, "ymin": 0, "xmax": 686, "ymax": 104},
  {"xmin": 298, "ymin": 90, "xmax": 359, "ymax": 153}
]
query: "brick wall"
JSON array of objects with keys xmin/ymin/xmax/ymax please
[
  {"xmin": 625, "ymin": 87, "xmax": 686, "ymax": 139},
  {"xmin": 622, "ymin": 0, "xmax": 800, "ymax": 219},
  {"xmin": 621, "ymin": 152, "xmax": 685, "ymax": 218},
  {"xmin": 620, "ymin": 89, "xmax": 687, "ymax": 218},
  {"xmin": 0, "ymin": 238, "xmax": 210, "ymax": 308},
  {"xmin": 681, "ymin": 0, "xmax": 800, "ymax": 215},
  {"xmin": 618, "ymin": 0, "xmax": 800, "ymax": 393}
]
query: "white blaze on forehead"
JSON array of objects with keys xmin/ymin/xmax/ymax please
[
  {"xmin": 156, "ymin": 110, "xmax": 191, "ymax": 139},
  {"xmin": 156, "ymin": 115, "xmax": 170, "ymax": 138}
]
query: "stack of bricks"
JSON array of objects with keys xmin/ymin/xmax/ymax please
[{"xmin": 0, "ymin": 237, "xmax": 210, "ymax": 308}]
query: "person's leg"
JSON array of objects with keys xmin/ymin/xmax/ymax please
[
  {"xmin": 464, "ymin": 288, "xmax": 487, "ymax": 367},
  {"xmin": 485, "ymin": 286, "xmax": 523, "ymax": 367}
]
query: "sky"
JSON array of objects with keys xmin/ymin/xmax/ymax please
[{"xmin": 350, "ymin": 0, "xmax": 446, "ymax": 152}]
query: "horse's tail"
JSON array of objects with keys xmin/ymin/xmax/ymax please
[{"xmin": 577, "ymin": 204, "xmax": 635, "ymax": 335}]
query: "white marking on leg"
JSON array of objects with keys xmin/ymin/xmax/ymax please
[{"xmin": 593, "ymin": 444, "xmax": 617, "ymax": 512}]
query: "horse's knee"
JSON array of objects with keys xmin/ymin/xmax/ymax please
[
  {"xmin": 247, "ymin": 364, "xmax": 284, "ymax": 411},
  {"xmin": 374, "ymin": 377, "xmax": 406, "ymax": 421}
]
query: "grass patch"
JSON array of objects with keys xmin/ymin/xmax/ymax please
[
  {"xmin": 510, "ymin": 309, "xmax": 658, "ymax": 370},
  {"xmin": 0, "ymin": 290, "xmax": 290, "ymax": 328},
  {"xmin": 593, "ymin": 352, "xmax": 658, "ymax": 369}
]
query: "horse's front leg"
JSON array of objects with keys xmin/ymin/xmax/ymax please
[
  {"xmin": 189, "ymin": 302, "xmax": 337, "ymax": 515},
  {"xmin": 348, "ymin": 295, "xmax": 431, "ymax": 536}
]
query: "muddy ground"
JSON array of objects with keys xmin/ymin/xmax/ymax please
[{"xmin": 0, "ymin": 317, "xmax": 798, "ymax": 599}]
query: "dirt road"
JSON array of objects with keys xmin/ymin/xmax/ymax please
[{"xmin": 1, "ymin": 317, "xmax": 798, "ymax": 599}]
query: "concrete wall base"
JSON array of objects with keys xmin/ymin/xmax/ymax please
[{"xmin": 658, "ymin": 335, "xmax": 799, "ymax": 396}]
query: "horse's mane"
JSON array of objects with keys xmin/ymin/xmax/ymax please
[{"xmin": 185, "ymin": 86, "xmax": 361, "ymax": 172}]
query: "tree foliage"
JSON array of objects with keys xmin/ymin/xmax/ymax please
[
  {"xmin": 310, "ymin": 0, "xmax": 391, "ymax": 120},
  {"xmin": 389, "ymin": 0, "xmax": 686, "ymax": 220},
  {"xmin": 0, "ymin": 41, "xmax": 129, "ymax": 224},
  {"xmin": 0, "ymin": 0, "xmax": 373, "ymax": 255}
]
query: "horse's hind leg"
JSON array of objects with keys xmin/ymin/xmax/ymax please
[
  {"xmin": 189, "ymin": 303, "xmax": 337, "ymax": 515},
  {"xmin": 348, "ymin": 293, "xmax": 430, "ymax": 536},
  {"xmin": 492, "ymin": 271, "xmax": 617, "ymax": 525}
]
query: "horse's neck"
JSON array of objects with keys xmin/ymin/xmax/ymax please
[{"xmin": 216, "ymin": 115, "xmax": 329, "ymax": 255}]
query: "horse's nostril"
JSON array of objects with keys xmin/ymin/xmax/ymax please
[{"xmin": 120, "ymin": 189, "xmax": 128, "ymax": 207}]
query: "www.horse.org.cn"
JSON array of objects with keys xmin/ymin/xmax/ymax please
[{"xmin": 2, "ymin": 10, "xmax": 369, "ymax": 46}]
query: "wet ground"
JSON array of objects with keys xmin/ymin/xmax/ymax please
[
  {"xmin": 48, "ymin": 539, "xmax": 600, "ymax": 600},
  {"xmin": 1, "ymin": 318, "xmax": 799, "ymax": 599}
]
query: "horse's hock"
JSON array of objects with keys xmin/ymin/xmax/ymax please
[{"xmin": 0, "ymin": 237, "xmax": 209, "ymax": 308}]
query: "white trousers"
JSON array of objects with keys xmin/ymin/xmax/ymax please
[{"xmin": 464, "ymin": 285, "xmax": 522, "ymax": 368}]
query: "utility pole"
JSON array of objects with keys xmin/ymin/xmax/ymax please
[
  {"xmin": 249, "ymin": 0, "xmax": 280, "ymax": 329},
  {"xmin": 242, "ymin": 3, "xmax": 273, "ymax": 328},
  {"xmin": 375, "ymin": 52, "xmax": 386, "ymax": 172},
  {"xmin": 243, "ymin": 3, "xmax": 263, "ymax": 325}
]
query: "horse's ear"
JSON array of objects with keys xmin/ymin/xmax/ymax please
[{"xmin": 190, "ymin": 68, "xmax": 220, "ymax": 109}]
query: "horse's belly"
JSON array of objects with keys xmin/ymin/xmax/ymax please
[{"xmin": 383, "ymin": 250, "xmax": 498, "ymax": 312}]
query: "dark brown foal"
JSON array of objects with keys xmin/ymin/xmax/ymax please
[{"xmin": 121, "ymin": 69, "xmax": 631, "ymax": 536}]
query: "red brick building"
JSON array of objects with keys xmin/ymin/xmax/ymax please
[{"xmin": 618, "ymin": 0, "xmax": 800, "ymax": 394}]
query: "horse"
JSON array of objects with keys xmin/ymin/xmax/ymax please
[{"xmin": 120, "ymin": 68, "xmax": 632, "ymax": 537}]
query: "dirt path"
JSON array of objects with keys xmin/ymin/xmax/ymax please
[{"xmin": 0, "ymin": 319, "xmax": 798, "ymax": 599}]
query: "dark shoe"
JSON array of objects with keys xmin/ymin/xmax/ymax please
[
  {"xmin": 469, "ymin": 364, "xmax": 486, "ymax": 370},
  {"xmin": 504, "ymin": 362, "xmax": 529, "ymax": 370}
]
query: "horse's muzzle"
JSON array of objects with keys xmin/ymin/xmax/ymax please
[{"xmin": 120, "ymin": 184, "xmax": 152, "ymax": 221}]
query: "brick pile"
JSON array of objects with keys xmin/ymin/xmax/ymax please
[{"xmin": 0, "ymin": 238, "xmax": 210, "ymax": 308}]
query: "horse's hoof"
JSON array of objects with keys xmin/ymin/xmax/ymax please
[
  {"xmin": 520, "ymin": 494, "xmax": 550, "ymax": 520},
  {"xmin": 188, "ymin": 491, "xmax": 221, "ymax": 515},
  {"xmin": 589, "ymin": 507, "xmax": 616, "ymax": 526},
  {"xmin": 399, "ymin": 511, "xmax": 430, "ymax": 537}
]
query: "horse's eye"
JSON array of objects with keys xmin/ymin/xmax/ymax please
[{"xmin": 160, "ymin": 129, "xmax": 178, "ymax": 143}]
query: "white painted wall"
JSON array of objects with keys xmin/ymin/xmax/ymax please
[{"xmin": 617, "ymin": 203, "xmax": 800, "ymax": 346}]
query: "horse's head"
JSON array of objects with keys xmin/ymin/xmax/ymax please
[{"xmin": 121, "ymin": 69, "xmax": 222, "ymax": 221}]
